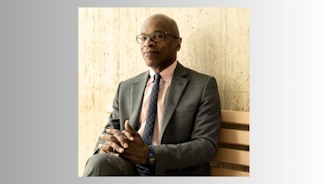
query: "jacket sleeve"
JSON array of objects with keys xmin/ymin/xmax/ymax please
[{"xmin": 152, "ymin": 77, "xmax": 221, "ymax": 175}]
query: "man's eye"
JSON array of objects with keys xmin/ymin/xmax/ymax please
[
  {"xmin": 152, "ymin": 35, "xmax": 162, "ymax": 40},
  {"xmin": 140, "ymin": 36, "xmax": 147, "ymax": 40}
]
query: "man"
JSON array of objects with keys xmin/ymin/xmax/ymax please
[{"xmin": 83, "ymin": 14, "xmax": 221, "ymax": 176}]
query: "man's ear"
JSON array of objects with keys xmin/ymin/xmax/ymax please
[{"xmin": 176, "ymin": 37, "xmax": 182, "ymax": 51}]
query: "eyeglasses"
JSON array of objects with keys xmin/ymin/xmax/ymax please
[{"xmin": 136, "ymin": 31, "xmax": 178, "ymax": 45}]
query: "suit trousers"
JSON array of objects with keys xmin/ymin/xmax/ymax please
[
  {"xmin": 83, "ymin": 154, "xmax": 137, "ymax": 176},
  {"xmin": 83, "ymin": 154, "xmax": 154, "ymax": 176}
]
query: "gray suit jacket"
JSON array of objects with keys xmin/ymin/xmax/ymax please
[{"xmin": 95, "ymin": 62, "xmax": 221, "ymax": 175}]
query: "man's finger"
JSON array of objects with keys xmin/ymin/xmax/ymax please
[
  {"xmin": 101, "ymin": 133, "xmax": 128, "ymax": 148},
  {"xmin": 99, "ymin": 142, "xmax": 124, "ymax": 153},
  {"xmin": 122, "ymin": 129, "xmax": 134, "ymax": 141},
  {"xmin": 100, "ymin": 133, "xmax": 116, "ymax": 141},
  {"xmin": 99, "ymin": 149, "xmax": 119, "ymax": 156},
  {"xmin": 106, "ymin": 128, "xmax": 120, "ymax": 136},
  {"xmin": 124, "ymin": 120, "xmax": 139, "ymax": 136},
  {"xmin": 104, "ymin": 129, "xmax": 129, "ymax": 148},
  {"xmin": 108, "ymin": 151, "xmax": 120, "ymax": 156}
]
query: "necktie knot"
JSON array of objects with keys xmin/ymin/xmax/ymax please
[{"xmin": 154, "ymin": 73, "xmax": 161, "ymax": 80}]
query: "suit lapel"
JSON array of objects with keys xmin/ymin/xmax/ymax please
[
  {"xmin": 160, "ymin": 62, "xmax": 189, "ymax": 140},
  {"xmin": 130, "ymin": 71, "xmax": 149, "ymax": 130}
]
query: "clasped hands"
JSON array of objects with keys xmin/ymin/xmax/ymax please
[{"xmin": 98, "ymin": 120, "xmax": 150, "ymax": 165}]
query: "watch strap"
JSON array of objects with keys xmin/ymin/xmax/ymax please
[{"xmin": 147, "ymin": 145, "xmax": 156, "ymax": 165}]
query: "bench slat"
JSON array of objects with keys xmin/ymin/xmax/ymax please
[
  {"xmin": 210, "ymin": 167, "xmax": 249, "ymax": 176},
  {"xmin": 221, "ymin": 110, "xmax": 249, "ymax": 125},
  {"xmin": 213, "ymin": 148, "xmax": 249, "ymax": 166},
  {"xmin": 220, "ymin": 128, "xmax": 249, "ymax": 146}
]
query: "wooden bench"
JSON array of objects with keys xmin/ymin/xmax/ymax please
[
  {"xmin": 105, "ymin": 107, "xmax": 250, "ymax": 176},
  {"xmin": 210, "ymin": 110, "xmax": 250, "ymax": 176}
]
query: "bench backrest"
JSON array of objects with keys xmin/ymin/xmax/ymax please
[{"xmin": 210, "ymin": 110, "xmax": 250, "ymax": 176}]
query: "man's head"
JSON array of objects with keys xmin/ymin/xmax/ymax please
[{"xmin": 138, "ymin": 14, "xmax": 182, "ymax": 73}]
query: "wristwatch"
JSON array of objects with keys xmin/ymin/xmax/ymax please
[{"xmin": 147, "ymin": 145, "xmax": 156, "ymax": 165}]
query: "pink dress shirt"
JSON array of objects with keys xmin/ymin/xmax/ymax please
[{"xmin": 137, "ymin": 60, "xmax": 178, "ymax": 145}]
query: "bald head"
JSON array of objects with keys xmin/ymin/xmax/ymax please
[
  {"xmin": 139, "ymin": 14, "xmax": 182, "ymax": 73},
  {"xmin": 141, "ymin": 14, "xmax": 180, "ymax": 37}
]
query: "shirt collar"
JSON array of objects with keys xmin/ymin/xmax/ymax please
[{"xmin": 148, "ymin": 60, "xmax": 178, "ymax": 85}]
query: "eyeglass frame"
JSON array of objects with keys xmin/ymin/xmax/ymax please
[{"xmin": 136, "ymin": 31, "xmax": 179, "ymax": 45}]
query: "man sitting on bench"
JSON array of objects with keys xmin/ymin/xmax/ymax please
[{"xmin": 83, "ymin": 13, "xmax": 222, "ymax": 176}]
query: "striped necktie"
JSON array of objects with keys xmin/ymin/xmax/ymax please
[{"xmin": 142, "ymin": 73, "xmax": 161, "ymax": 145}]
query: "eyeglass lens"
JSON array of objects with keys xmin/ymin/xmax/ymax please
[{"xmin": 137, "ymin": 32, "xmax": 164, "ymax": 44}]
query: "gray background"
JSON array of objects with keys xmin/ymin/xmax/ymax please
[{"xmin": 0, "ymin": 0, "xmax": 327, "ymax": 183}]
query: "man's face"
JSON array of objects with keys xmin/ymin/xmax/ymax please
[{"xmin": 139, "ymin": 17, "xmax": 179, "ymax": 72}]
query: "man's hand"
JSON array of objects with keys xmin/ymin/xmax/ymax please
[
  {"xmin": 98, "ymin": 121, "xmax": 135, "ymax": 155},
  {"xmin": 98, "ymin": 140, "xmax": 120, "ymax": 156},
  {"xmin": 120, "ymin": 120, "xmax": 150, "ymax": 165}
]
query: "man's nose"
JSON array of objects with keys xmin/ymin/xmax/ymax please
[{"xmin": 143, "ymin": 37, "xmax": 155, "ymax": 47}]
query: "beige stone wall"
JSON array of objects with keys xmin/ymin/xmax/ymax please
[{"xmin": 78, "ymin": 7, "xmax": 249, "ymax": 176}]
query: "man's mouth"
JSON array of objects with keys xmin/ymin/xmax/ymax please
[{"xmin": 144, "ymin": 51, "xmax": 158, "ymax": 55}]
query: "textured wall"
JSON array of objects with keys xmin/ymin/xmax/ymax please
[{"xmin": 78, "ymin": 7, "xmax": 249, "ymax": 176}]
